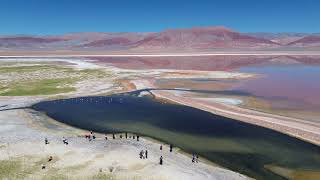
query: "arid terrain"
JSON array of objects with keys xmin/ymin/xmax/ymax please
[
  {"xmin": 0, "ymin": 56, "xmax": 254, "ymax": 179},
  {"xmin": 0, "ymin": 54, "xmax": 320, "ymax": 180}
]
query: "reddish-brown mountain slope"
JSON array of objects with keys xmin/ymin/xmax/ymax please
[
  {"xmin": 133, "ymin": 27, "xmax": 279, "ymax": 50},
  {"xmin": 1, "ymin": 26, "xmax": 319, "ymax": 51}
]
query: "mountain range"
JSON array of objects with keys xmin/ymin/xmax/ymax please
[{"xmin": 1, "ymin": 26, "xmax": 319, "ymax": 51}]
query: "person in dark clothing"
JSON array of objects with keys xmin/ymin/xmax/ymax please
[
  {"xmin": 48, "ymin": 156, "xmax": 53, "ymax": 162},
  {"xmin": 160, "ymin": 145, "xmax": 162, "ymax": 150},
  {"xmin": 92, "ymin": 133, "xmax": 96, "ymax": 140},
  {"xmin": 133, "ymin": 136, "xmax": 135, "ymax": 139},
  {"xmin": 170, "ymin": 144, "xmax": 173, "ymax": 152},
  {"xmin": 112, "ymin": 134, "xmax": 115, "ymax": 139},
  {"xmin": 196, "ymin": 154, "xmax": 199, "ymax": 163},
  {"xmin": 137, "ymin": 135, "xmax": 139, "ymax": 141},
  {"xmin": 125, "ymin": 132, "xmax": 128, "ymax": 139},
  {"xmin": 45, "ymin": 138, "xmax": 49, "ymax": 145},
  {"xmin": 145, "ymin": 150, "xmax": 148, "ymax": 159},
  {"xmin": 105, "ymin": 134, "xmax": 108, "ymax": 140},
  {"xmin": 160, "ymin": 156, "xmax": 163, "ymax": 165},
  {"xmin": 62, "ymin": 137, "xmax": 68, "ymax": 145},
  {"xmin": 192, "ymin": 153, "xmax": 195, "ymax": 163},
  {"xmin": 139, "ymin": 150, "xmax": 143, "ymax": 159}
]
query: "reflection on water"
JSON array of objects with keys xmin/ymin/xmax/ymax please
[
  {"xmin": 32, "ymin": 94, "xmax": 320, "ymax": 180},
  {"xmin": 233, "ymin": 65, "xmax": 320, "ymax": 122},
  {"xmin": 237, "ymin": 65, "xmax": 320, "ymax": 108}
]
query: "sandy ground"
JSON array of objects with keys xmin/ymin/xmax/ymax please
[{"xmin": 0, "ymin": 108, "xmax": 249, "ymax": 180}]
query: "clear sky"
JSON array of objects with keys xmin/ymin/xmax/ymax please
[{"xmin": 0, "ymin": 0, "xmax": 319, "ymax": 35}]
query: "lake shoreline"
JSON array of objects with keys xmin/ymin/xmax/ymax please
[
  {"xmin": 130, "ymin": 80, "xmax": 320, "ymax": 147},
  {"xmin": 0, "ymin": 96, "xmax": 250, "ymax": 180}
]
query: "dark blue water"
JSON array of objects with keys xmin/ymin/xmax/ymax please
[{"xmin": 32, "ymin": 92, "xmax": 320, "ymax": 180}]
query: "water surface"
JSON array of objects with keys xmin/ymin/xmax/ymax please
[
  {"xmin": 32, "ymin": 93, "xmax": 320, "ymax": 180},
  {"xmin": 237, "ymin": 65, "xmax": 320, "ymax": 109}
]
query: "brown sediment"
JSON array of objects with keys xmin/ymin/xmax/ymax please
[
  {"xmin": 117, "ymin": 79, "xmax": 137, "ymax": 92},
  {"xmin": 240, "ymin": 96, "xmax": 320, "ymax": 123},
  {"xmin": 154, "ymin": 79, "xmax": 235, "ymax": 91}
]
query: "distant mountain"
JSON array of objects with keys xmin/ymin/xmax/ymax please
[
  {"xmin": 132, "ymin": 27, "xmax": 279, "ymax": 50},
  {"xmin": 0, "ymin": 36, "xmax": 67, "ymax": 49},
  {"xmin": 247, "ymin": 32, "xmax": 320, "ymax": 46},
  {"xmin": 77, "ymin": 32, "xmax": 146, "ymax": 49},
  {"xmin": 246, "ymin": 33, "xmax": 308, "ymax": 45},
  {"xmin": 0, "ymin": 26, "xmax": 319, "ymax": 51},
  {"xmin": 287, "ymin": 35, "xmax": 320, "ymax": 47}
]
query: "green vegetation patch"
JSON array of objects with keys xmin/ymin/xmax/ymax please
[
  {"xmin": 0, "ymin": 61, "xmax": 113, "ymax": 96},
  {"xmin": 0, "ymin": 79, "xmax": 76, "ymax": 96}
]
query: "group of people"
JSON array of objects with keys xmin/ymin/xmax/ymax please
[
  {"xmin": 41, "ymin": 155, "xmax": 53, "ymax": 170},
  {"xmin": 85, "ymin": 131, "xmax": 96, "ymax": 141},
  {"xmin": 139, "ymin": 150, "xmax": 148, "ymax": 159},
  {"xmin": 109, "ymin": 133, "xmax": 140, "ymax": 141},
  {"xmin": 45, "ymin": 137, "xmax": 68, "ymax": 146},
  {"xmin": 42, "ymin": 138, "xmax": 55, "ymax": 170},
  {"xmin": 158, "ymin": 144, "xmax": 173, "ymax": 165},
  {"xmin": 85, "ymin": 131, "xmax": 140, "ymax": 142},
  {"xmin": 44, "ymin": 132, "xmax": 199, "ymax": 170}
]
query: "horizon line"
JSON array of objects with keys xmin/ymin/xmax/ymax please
[{"xmin": 0, "ymin": 25, "xmax": 319, "ymax": 36}]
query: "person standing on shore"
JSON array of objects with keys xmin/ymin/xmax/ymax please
[
  {"xmin": 125, "ymin": 132, "xmax": 128, "ymax": 139},
  {"xmin": 105, "ymin": 134, "xmax": 108, "ymax": 140},
  {"xmin": 112, "ymin": 133, "xmax": 115, "ymax": 139},
  {"xmin": 141, "ymin": 150, "xmax": 145, "ymax": 159},
  {"xmin": 45, "ymin": 138, "xmax": 49, "ymax": 145},
  {"xmin": 160, "ymin": 156, "xmax": 163, "ymax": 165},
  {"xmin": 170, "ymin": 144, "xmax": 173, "ymax": 152},
  {"xmin": 145, "ymin": 150, "xmax": 148, "ymax": 159},
  {"xmin": 192, "ymin": 153, "xmax": 195, "ymax": 163},
  {"xmin": 137, "ymin": 135, "xmax": 140, "ymax": 141},
  {"xmin": 62, "ymin": 137, "xmax": 67, "ymax": 145},
  {"xmin": 160, "ymin": 145, "xmax": 162, "ymax": 150}
]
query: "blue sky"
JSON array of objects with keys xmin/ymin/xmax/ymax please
[{"xmin": 0, "ymin": 0, "xmax": 319, "ymax": 35}]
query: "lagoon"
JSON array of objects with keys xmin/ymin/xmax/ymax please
[{"xmin": 32, "ymin": 92, "xmax": 320, "ymax": 180}]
